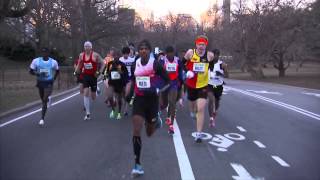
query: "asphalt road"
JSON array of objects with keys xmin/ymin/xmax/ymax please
[{"xmin": 1, "ymin": 79, "xmax": 320, "ymax": 180}]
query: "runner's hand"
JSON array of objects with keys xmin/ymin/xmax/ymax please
[{"xmin": 186, "ymin": 71, "xmax": 194, "ymax": 79}]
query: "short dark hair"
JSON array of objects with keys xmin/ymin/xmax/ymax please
[
  {"xmin": 212, "ymin": 49, "xmax": 220, "ymax": 57},
  {"xmin": 165, "ymin": 46, "xmax": 174, "ymax": 53},
  {"xmin": 122, "ymin": 46, "xmax": 130, "ymax": 54},
  {"xmin": 138, "ymin": 39, "xmax": 152, "ymax": 51}
]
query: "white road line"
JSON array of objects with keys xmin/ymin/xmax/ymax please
[
  {"xmin": 0, "ymin": 81, "xmax": 105, "ymax": 128},
  {"xmin": 253, "ymin": 141, "xmax": 266, "ymax": 148},
  {"xmin": 231, "ymin": 163, "xmax": 264, "ymax": 180},
  {"xmin": 0, "ymin": 92, "xmax": 80, "ymax": 128},
  {"xmin": 228, "ymin": 87, "xmax": 320, "ymax": 121},
  {"xmin": 236, "ymin": 126, "xmax": 247, "ymax": 132},
  {"xmin": 173, "ymin": 120, "xmax": 195, "ymax": 180},
  {"xmin": 271, "ymin": 156, "xmax": 290, "ymax": 167}
]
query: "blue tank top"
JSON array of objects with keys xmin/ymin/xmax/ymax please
[{"xmin": 37, "ymin": 58, "xmax": 54, "ymax": 81}]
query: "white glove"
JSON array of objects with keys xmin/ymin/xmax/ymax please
[{"xmin": 186, "ymin": 71, "xmax": 194, "ymax": 79}]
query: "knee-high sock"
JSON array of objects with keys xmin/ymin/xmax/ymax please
[{"xmin": 84, "ymin": 96, "xmax": 90, "ymax": 115}]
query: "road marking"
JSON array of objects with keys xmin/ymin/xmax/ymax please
[
  {"xmin": 237, "ymin": 126, "xmax": 247, "ymax": 132},
  {"xmin": 253, "ymin": 141, "xmax": 266, "ymax": 148},
  {"xmin": 246, "ymin": 90, "xmax": 282, "ymax": 95},
  {"xmin": 228, "ymin": 87, "xmax": 320, "ymax": 121},
  {"xmin": 302, "ymin": 92, "xmax": 320, "ymax": 98},
  {"xmin": 173, "ymin": 120, "xmax": 195, "ymax": 180},
  {"xmin": 0, "ymin": 81, "xmax": 104, "ymax": 128},
  {"xmin": 209, "ymin": 133, "xmax": 246, "ymax": 152},
  {"xmin": 271, "ymin": 156, "xmax": 290, "ymax": 167},
  {"xmin": 191, "ymin": 132, "xmax": 212, "ymax": 140},
  {"xmin": 231, "ymin": 163, "xmax": 264, "ymax": 180},
  {"xmin": 0, "ymin": 92, "xmax": 80, "ymax": 128}
]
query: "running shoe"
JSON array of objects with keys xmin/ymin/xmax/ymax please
[
  {"xmin": 116, "ymin": 113, "xmax": 121, "ymax": 120},
  {"xmin": 131, "ymin": 164, "xmax": 144, "ymax": 176},
  {"xmin": 165, "ymin": 117, "xmax": 171, "ymax": 125},
  {"xmin": 194, "ymin": 132, "xmax": 202, "ymax": 143},
  {"xmin": 84, "ymin": 114, "xmax": 91, "ymax": 121},
  {"xmin": 109, "ymin": 110, "xmax": 115, "ymax": 119},
  {"xmin": 209, "ymin": 117, "xmax": 216, "ymax": 128},
  {"xmin": 168, "ymin": 125, "xmax": 174, "ymax": 135},
  {"xmin": 38, "ymin": 119, "xmax": 44, "ymax": 126}
]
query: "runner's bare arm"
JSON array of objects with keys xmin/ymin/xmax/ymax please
[
  {"xmin": 182, "ymin": 49, "xmax": 193, "ymax": 71},
  {"xmin": 184, "ymin": 49, "xmax": 193, "ymax": 61},
  {"xmin": 75, "ymin": 53, "xmax": 83, "ymax": 74}
]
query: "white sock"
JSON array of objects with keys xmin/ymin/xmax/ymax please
[{"xmin": 84, "ymin": 96, "xmax": 90, "ymax": 115}]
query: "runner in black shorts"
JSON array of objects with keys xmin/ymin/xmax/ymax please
[
  {"xmin": 75, "ymin": 41, "xmax": 104, "ymax": 120},
  {"xmin": 104, "ymin": 52, "xmax": 128, "ymax": 120},
  {"xmin": 29, "ymin": 47, "xmax": 59, "ymax": 126},
  {"xmin": 128, "ymin": 40, "xmax": 170, "ymax": 177},
  {"xmin": 208, "ymin": 49, "xmax": 228, "ymax": 127}
]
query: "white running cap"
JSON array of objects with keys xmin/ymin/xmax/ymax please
[{"xmin": 84, "ymin": 41, "xmax": 92, "ymax": 48}]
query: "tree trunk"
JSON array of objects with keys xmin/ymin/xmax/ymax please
[
  {"xmin": 247, "ymin": 64, "xmax": 265, "ymax": 79},
  {"xmin": 277, "ymin": 57, "xmax": 286, "ymax": 77}
]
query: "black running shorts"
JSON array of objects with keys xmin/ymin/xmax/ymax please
[
  {"xmin": 208, "ymin": 85, "xmax": 223, "ymax": 101},
  {"xmin": 187, "ymin": 86, "xmax": 208, "ymax": 101},
  {"xmin": 132, "ymin": 95, "xmax": 159, "ymax": 123},
  {"xmin": 83, "ymin": 74, "xmax": 97, "ymax": 92}
]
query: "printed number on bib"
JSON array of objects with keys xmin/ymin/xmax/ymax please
[
  {"xmin": 166, "ymin": 63, "xmax": 177, "ymax": 72},
  {"xmin": 193, "ymin": 63, "xmax": 205, "ymax": 73},
  {"xmin": 111, "ymin": 71, "xmax": 121, "ymax": 80},
  {"xmin": 40, "ymin": 69, "xmax": 50, "ymax": 77},
  {"xmin": 136, "ymin": 76, "xmax": 151, "ymax": 89},
  {"xmin": 84, "ymin": 63, "xmax": 93, "ymax": 69}
]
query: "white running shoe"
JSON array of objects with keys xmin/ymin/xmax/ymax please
[
  {"xmin": 84, "ymin": 114, "xmax": 91, "ymax": 121},
  {"xmin": 39, "ymin": 119, "xmax": 44, "ymax": 126}
]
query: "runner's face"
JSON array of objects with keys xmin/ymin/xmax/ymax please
[
  {"xmin": 84, "ymin": 46, "xmax": 92, "ymax": 53},
  {"xmin": 196, "ymin": 43, "xmax": 206, "ymax": 52},
  {"xmin": 42, "ymin": 51, "xmax": 49, "ymax": 59},
  {"xmin": 167, "ymin": 52, "xmax": 174, "ymax": 59},
  {"xmin": 123, "ymin": 53, "xmax": 129, "ymax": 59},
  {"xmin": 139, "ymin": 46, "xmax": 150, "ymax": 59}
]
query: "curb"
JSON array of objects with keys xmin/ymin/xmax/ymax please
[{"xmin": 0, "ymin": 86, "xmax": 80, "ymax": 119}]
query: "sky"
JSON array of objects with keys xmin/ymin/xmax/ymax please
[
  {"xmin": 121, "ymin": 0, "xmax": 221, "ymax": 22},
  {"xmin": 120, "ymin": 0, "xmax": 314, "ymax": 22}
]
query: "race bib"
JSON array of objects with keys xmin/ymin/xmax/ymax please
[
  {"xmin": 166, "ymin": 63, "xmax": 177, "ymax": 72},
  {"xmin": 193, "ymin": 63, "xmax": 205, "ymax": 73},
  {"xmin": 84, "ymin": 63, "xmax": 93, "ymax": 69},
  {"xmin": 111, "ymin": 71, "xmax": 121, "ymax": 80},
  {"xmin": 136, "ymin": 76, "xmax": 151, "ymax": 89},
  {"xmin": 39, "ymin": 69, "xmax": 50, "ymax": 77}
]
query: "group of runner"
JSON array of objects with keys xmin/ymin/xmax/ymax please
[{"xmin": 28, "ymin": 35, "xmax": 228, "ymax": 176}]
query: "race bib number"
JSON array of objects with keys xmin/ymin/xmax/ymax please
[
  {"xmin": 111, "ymin": 71, "xmax": 121, "ymax": 80},
  {"xmin": 39, "ymin": 69, "xmax": 49, "ymax": 77},
  {"xmin": 84, "ymin": 63, "xmax": 93, "ymax": 69},
  {"xmin": 193, "ymin": 63, "xmax": 205, "ymax": 73},
  {"xmin": 166, "ymin": 63, "xmax": 177, "ymax": 72},
  {"xmin": 136, "ymin": 76, "xmax": 151, "ymax": 89}
]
